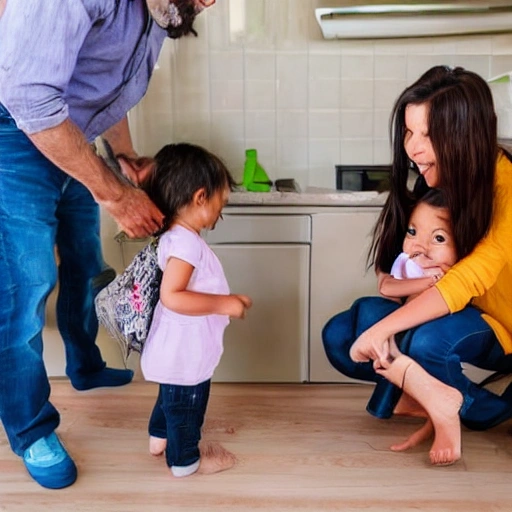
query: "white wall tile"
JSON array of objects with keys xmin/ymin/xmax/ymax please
[
  {"xmin": 308, "ymin": 166, "xmax": 337, "ymax": 189},
  {"xmin": 341, "ymin": 54, "xmax": 374, "ymax": 80},
  {"xmin": 309, "ymin": 80, "xmax": 341, "ymax": 109},
  {"xmin": 373, "ymin": 80, "xmax": 407, "ymax": 110},
  {"xmin": 309, "ymin": 54, "xmax": 341, "ymax": 79},
  {"xmin": 340, "ymin": 139, "xmax": 373, "ymax": 165},
  {"xmin": 374, "ymin": 109, "xmax": 392, "ymax": 139},
  {"xmin": 245, "ymin": 53, "xmax": 276, "ymax": 80},
  {"xmin": 309, "ymin": 138, "xmax": 340, "ymax": 168},
  {"xmin": 309, "ymin": 111, "xmax": 340, "ymax": 138},
  {"xmin": 373, "ymin": 138, "xmax": 392, "ymax": 165},
  {"xmin": 128, "ymin": 0, "xmax": 512, "ymax": 189},
  {"xmin": 341, "ymin": 80, "xmax": 373, "ymax": 109},
  {"xmin": 277, "ymin": 137, "xmax": 308, "ymax": 169},
  {"xmin": 210, "ymin": 51, "xmax": 244, "ymax": 80},
  {"xmin": 245, "ymin": 111, "xmax": 276, "ymax": 139},
  {"xmin": 246, "ymin": 80, "xmax": 276, "ymax": 110},
  {"xmin": 374, "ymin": 55, "xmax": 407, "ymax": 80},
  {"xmin": 277, "ymin": 110, "xmax": 308, "ymax": 138},
  {"xmin": 211, "ymin": 111, "xmax": 245, "ymax": 141},
  {"xmin": 210, "ymin": 80, "xmax": 244, "ymax": 110},
  {"xmin": 341, "ymin": 110, "xmax": 374, "ymax": 139},
  {"xmin": 276, "ymin": 54, "xmax": 308, "ymax": 109}
]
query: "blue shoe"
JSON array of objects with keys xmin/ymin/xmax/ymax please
[{"xmin": 23, "ymin": 432, "xmax": 77, "ymax": 489}]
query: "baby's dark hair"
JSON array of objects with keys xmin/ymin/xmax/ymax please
[
  {"xmin": 142, "ymin": 143, "xmax": 236, "ymax": 234},
  {"xmin": 415, "ymin": 188, "xmax": 448, "ymax": 211}
]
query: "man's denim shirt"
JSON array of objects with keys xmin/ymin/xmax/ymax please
[{"xmin": 0, "ymin": 0, "xmax": 166, "ymax": 142}]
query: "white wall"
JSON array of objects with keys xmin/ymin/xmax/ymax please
[{"xmin": 129, "ymin": 0, "xmax": 512, "ymax": 190}]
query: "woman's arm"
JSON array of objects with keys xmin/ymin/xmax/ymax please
[{"xmin": 350, "ymin": 285, "xmax": 450, "ymax": 364}]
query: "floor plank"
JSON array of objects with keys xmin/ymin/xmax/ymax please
[{"xmin": 0, "ymin": 380, "xmax": 511, "ymax": 512}]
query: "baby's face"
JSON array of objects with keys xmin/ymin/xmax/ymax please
[{"xmin": 403, "ymin": 202, "xmax": 457, "ymax": 272}]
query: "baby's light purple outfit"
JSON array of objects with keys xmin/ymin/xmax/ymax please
[
  {"xmin": 390, "ymin": 252, "xmax": 426, "ymax": 279},
  {"xmin": 141, "ymin": 225, "xmax": 230, "ymax": 386}
]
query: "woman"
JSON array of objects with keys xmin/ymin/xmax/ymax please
[{"xmin": 322, "ymin": 65, "xmax": 512, "ymax": 465}]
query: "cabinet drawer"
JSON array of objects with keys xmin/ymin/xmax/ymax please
[{"xmin": 205, "ymin": 214, "xmax": 311, "ymax": 244}]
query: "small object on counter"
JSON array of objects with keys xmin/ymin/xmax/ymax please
[
  {"xmin": 275, "ymin": 178, "xmax": 301, "ymax": 193},
  {"xmin": 243, "ymin": 148, "xmax": 272, "ymax": 192}
]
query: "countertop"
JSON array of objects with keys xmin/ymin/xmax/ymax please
[{"xmin": 228, "ymin": 187, "xmax": 388, "ymax": 207}]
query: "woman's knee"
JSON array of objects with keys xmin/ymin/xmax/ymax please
[{"xmin": 322, "ymin": 310, "xmax": 352, "ymax": 361}]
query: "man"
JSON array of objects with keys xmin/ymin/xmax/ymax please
[{"xmin": 0, "ymin": 0, "xmax": 214, "ymax": 489}]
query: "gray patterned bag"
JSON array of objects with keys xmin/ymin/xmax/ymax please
[{"xmin": 95, "ymin": 237, "xmax": 162, "ymax": 362}]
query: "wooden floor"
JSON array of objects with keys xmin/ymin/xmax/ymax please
[{"xmin": 1, "ymin": 380, "xmax": 511, "ymax": 512}]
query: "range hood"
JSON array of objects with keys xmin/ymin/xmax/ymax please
[{"xmin": 315, "ymin": 2, "xmax": 512, "ymax": 39}]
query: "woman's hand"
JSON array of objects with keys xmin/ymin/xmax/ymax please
[{"xmin": 349, "ymin": 324, "xmax": 392, "ymax": 365}]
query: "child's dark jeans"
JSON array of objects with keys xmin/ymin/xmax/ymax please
[{"xmin": 148, "ymin": 379, "xmax": 211, "ymax": 472}]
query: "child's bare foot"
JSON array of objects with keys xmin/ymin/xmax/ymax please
[
  {"xmin": 197, "ymin": 441, "xmax": 237, "ymax": 475},
  {"xmin": 390, "ymin": 418, "xmax": 434, "ymax": 451},
  {"xmin": 377, "ymin": 355, "xmax": 463, "ymax": 466},
  {"xmin": 393, "ymin": 393, "xmax": 428, "ymax": 418},
  {"xmin": 149, "ymin": 436, "xmax": 167, "ymax": 456}
]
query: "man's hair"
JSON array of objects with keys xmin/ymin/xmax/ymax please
[
  {"xmin": 141, "ymin": 143, "xmax": 236, "ymax": 234},
  {"xmin": 369, "ymin": 66, "xmax": 500, "ymax": 272},
  {"xmin": 165, "ymin": 0, "xmax": 200, "ymax": 38}
]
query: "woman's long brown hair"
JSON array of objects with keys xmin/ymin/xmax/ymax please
[{"xmin": 368, "ymin": 66, "xmax": 500, "ymax": 273}]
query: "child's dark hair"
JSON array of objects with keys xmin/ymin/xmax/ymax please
[
  {"xmin": 416, "ymin": 188, "xmax": 448, "ymax": 211},
  {"xmin": 142, "ymin": 143, "xmax": 236, "ymax": 235}
]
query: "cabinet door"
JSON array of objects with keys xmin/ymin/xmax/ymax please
[
  {"xmin": 309, "ymin": 210, "xmax": 381, "ymax": 382},
  {"xmin": 211, "ymin": 244, "xmax": 310, "ymax": 383}
]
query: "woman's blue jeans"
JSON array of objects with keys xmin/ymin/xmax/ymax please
[
  {"xmin": 0, "ymin": 104, "xmax": 108, "ymax": 455},
  {"xmin": 322, "ymin": 296, "xmax": 512, "ymax": 431}
]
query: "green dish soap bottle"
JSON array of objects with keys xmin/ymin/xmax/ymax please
[{"xmin": 243, "ymin": 149, "xmax": 272, "ymax": 192}]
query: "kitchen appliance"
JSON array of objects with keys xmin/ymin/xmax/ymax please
[{"xmin": 335, "ymin": 165, "xmax": 391, "ymax": 192}]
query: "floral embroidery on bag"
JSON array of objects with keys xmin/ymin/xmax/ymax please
[{"xmin": 95, "ymin": 238, "xmax": 162, "ymax": 362}]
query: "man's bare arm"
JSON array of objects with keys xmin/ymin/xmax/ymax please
[
  {"xmin": 102, "ymin": 116, "xmax": 137, "ymax": 159},
  {"xmin": 28, "ymin": 119, "xmax": 163, "ymax": 238}
]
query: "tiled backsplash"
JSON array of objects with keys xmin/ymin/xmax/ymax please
[{"xmin": 128, "ymin": 0, "xmax": 512, "ymax": 190}]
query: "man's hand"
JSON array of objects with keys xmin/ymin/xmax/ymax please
[
  {"xmin": 28, "ymin": 119, "xmax": 165, "ymax": 239},
  {"xmin": 101, "ymin": 184, "xmax": 164, "ymax": 239}
]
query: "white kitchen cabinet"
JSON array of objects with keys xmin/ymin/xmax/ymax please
[
  {"xmin": 210, "ymin": 244, "xmax": 309, "ymax": 382},
  {"xmin": 206, "ymin": 214, "xmax": 310, "ymax": 383},
  {"xmin": 309, "ymin": 209, "xmax": 381, "ymax": 382}
]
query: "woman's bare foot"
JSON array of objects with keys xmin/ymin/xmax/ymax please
[
  {"xmin": 377, "ymin": 355, "xmax": 463, "ymax": 466},
  {"xmin": 197, "ymin": 441, "xmax": 237, "ymax": 475},
  {"xmin": 393, "ymin": 393, "xmax": 428, "ymax": 418},
  {"xmin": 149, "ymin": 435, "xmax": 167, "ymax": 456}
]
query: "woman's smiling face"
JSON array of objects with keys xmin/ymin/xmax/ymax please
[{"xmin": 404, "ymin": 103, "xmax": 440, "ymax": 188}]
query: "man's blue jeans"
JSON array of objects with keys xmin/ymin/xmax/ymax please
[
  {"xmin": 148, "ymin": 380, "xmax": 211, "ymax": 469},
  {"xmin": 322, "ymin": 296, "xmax": 512, "ymax": 431},
  {"xmin": 0, "ymin": 104, "xmax": 108, "ymax": 455}
]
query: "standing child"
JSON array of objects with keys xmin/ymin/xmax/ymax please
[{"xmin": 139, "ymin": 143, "xmax": 252, "ymax": 477}]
